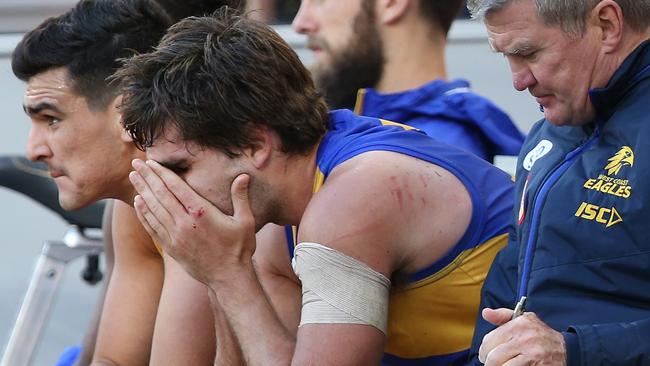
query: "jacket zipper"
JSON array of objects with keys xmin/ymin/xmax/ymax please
[{"xmin": 517, "ymin": 128, "xmax": 601, "ymax": 301}]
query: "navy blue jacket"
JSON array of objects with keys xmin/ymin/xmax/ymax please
[{"xmin": 468, "ymin": 40, "xmax": 650, "ymax": 365}]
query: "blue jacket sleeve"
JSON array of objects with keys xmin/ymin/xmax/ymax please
[
  {"xmin": 564, "ymin": 318, "xmax": 650, "ymax": 365},
  {"xmin": 466, "ymin": 230, "xmax": 520, "ymax": 365}
]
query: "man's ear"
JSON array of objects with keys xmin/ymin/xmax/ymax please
[
  {"xmin": 119, "ymin": 125, "xmax": 133, "ymax": 143},
  {"xmin": 377, "ymin": 0, "xmax": 411, "ymax": 25},
  {"xmin": 111, "ymin": 95, "xmax": 132, "ymax": 143},
  {"xmin": 592, "ymin": 0, "xmax": 624, "ymax": 53},
  {"xmin": 244, "ymin": 123, "xmax": 274, "ymax": 170}
]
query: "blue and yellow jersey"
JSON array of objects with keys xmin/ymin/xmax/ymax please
[
  {"xmin": 354, "ymin": 79, "xmax": 524, "ymax": 163},
  {"xmin": 286, "ymin": 109, "xmax": 514, "ymax": 365}
]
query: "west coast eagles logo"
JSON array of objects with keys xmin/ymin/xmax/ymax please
[
  {"xmin": 577, "ymin": 146, "xmax": 635, "ymax": 227},
  {"xmin": 604, "ymin": 146, "xmax": 634, "ymax": 175}
]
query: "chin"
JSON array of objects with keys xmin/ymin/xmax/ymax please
[
  {"xmin": 314, "ymin": 54, "xmax": 329, "ymax": 67},
  {"xmin": 543, "ymin": 110, "xmax": 569, "ymax": 126},
  {"xmin": 56, "ymin": 176, "xmax": 107, "ymax": 211},
  {"xmin": 58, "ymin": 195, "xmax": 89, "ymax": 211},
  {"xmin": 544, "ymin": 116, "xmax": 564, "ymax": 126},
  {"xmin": 544, "ymin": 101, "xmax": 595, "ymax": 126},
  {"xmin": 57, "ymin": 187, "xmax": 98, "ymax": 211},
  {"xmin": 311, "ymin": 59, "xmax": 330, "ymax": 76}
]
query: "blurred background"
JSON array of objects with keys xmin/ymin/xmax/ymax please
[{"xmin": 0, "ymin": 0, "xmax": 539, "ymax": 364}]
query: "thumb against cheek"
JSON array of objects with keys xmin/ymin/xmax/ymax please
[
  {"xmin": 231, "ymin": 173, "xmax": 252, "ymax": 220},
  {"xmin": 483, "ymin": 307, "xmax": 514, "ymax": 326}
]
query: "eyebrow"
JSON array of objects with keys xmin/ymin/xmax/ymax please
[
  {"xmin": 503, "ymin": 43, "xmax": 535, "ymax": 57},
  {"xmin": 23, "ymin": 102, "xmax": 63, "ymax": 116}
]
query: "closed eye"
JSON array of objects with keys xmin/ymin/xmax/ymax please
[
  {"xmin": 170, "ymin": 166, "xmax": 189, "ymax": 175},
  {"xmin": 522, "ymin": 50, "xmax": 539, "ymax": 60},
  {"xmin": 159, "ymin": 161, "xmax": 189, "ymax": 176}
]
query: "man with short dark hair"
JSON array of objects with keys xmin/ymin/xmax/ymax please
[
  {"xmin": 465, "ymin": 0, "xmax": 650, "ymax": 364},
  {"xmin": 292, "ymin": 0, "xmax": 524, "ymax": 162},
  {"xmin": 117, "ymin": 10, "xmax": 516, "ymax": 365},
  {"xmin": 14, "ymin": 1, "xmax": 236, "ymax": 364}
]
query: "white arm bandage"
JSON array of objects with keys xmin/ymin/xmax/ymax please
[{"xmin": 292, "ymin": 242, "xmax": 391, "ymax": 334}]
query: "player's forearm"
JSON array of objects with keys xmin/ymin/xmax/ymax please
[
  {"xmin": 211, "ymin": 292, "xmax": 246, "ymax": 366},
  {"xmin": 209, "ymin": 265, "xmax": 295, "ymax": 365}
]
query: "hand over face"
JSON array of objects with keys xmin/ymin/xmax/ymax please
[
  {"xmin": 129, "ymin": 159, "xmax": 257, "ymax": 286},
  {"xmin": 478, "ymin": 308, "xmax": 567, "ymax": 366}
]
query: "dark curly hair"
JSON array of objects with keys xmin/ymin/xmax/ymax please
[{"xmin": 115, "ymin": 8, "xmax": 329, "ymax": 156}]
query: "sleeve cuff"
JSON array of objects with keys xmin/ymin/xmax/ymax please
[{"xmin": 563, "ymin": 330, "xmax": 581, "ymax": 366}]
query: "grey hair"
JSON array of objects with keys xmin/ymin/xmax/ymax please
[{"xmin": 467, "ymin": 0, "xmax": 650, "ymax": 35}]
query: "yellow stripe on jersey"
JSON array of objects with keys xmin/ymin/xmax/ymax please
[
  {"xmin": 379, "ymin": 119, "xmax": 417, "ymax": 131},
  {"xmin": 385, "ymin": 233, "xmax": 508, "ymax": 358},
  {"xmin": 353, "ymin": 90, "xmax": 415, "ymax": 133},
  {"xmin": 313, "ymin": 168, "xmax": 325, "ymax": 193},
  {"xmin": 354, "ymin": 88, "xmax": 367, "ymax": 115},
  {"xmin": 287, "ymin": 169, "xmax": 326, "ymax": 248},
  {"xmin": 153, "ymin": 240, "xmax": 164, "ymax": 257}
]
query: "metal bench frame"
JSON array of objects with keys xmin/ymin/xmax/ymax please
[{"xmin": 1, "ymin": 227, "xmax": 103, "ymax": 366}]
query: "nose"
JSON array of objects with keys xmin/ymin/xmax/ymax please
[
  {"xmin": 507, "ymin": 57, "xmax": 536, "ymax": 92},
  {"xmin": 26, "ymin": 125, "xmax": 52, "ymax": 162},
  {"xmin": 292, "ymin": 0, "xmax": 316, "ymax": 35}
]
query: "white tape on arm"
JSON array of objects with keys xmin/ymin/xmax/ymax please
[{"xmin": 292, "ymin": 242, "xmax": 391, "ymax": 334}]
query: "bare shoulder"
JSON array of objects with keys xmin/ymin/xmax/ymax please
[
  {"xmin": 254, "ymin": 223, "xmax": 296, "ymax": 281},
  {"xmin": 299, "ymin": 151, "xmax": 472, "ymax": 276},
  {"xmin": 111, "ymin": 200, "xmax": 160, "ymax": 257}
]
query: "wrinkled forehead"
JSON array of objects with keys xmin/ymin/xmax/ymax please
[
  {"xmin": 25, "ymin": 67, "xmax": 73, "ymax": 94},
  {"xmin": 484, "ymin": 0, "xmax": 544, "ymax": 53},
  {"xmin": 23, "ymin": 68, "xmax": 79, "ymax": 110}
]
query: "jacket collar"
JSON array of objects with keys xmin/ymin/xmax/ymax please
[{"xmin": 589, "ymin": 38, "xmax": 650, "ymax": 121}]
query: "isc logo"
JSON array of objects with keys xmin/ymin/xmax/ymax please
[{"xmin": 574, "ymin": 202, "xmax": 623, "ymax": 228}]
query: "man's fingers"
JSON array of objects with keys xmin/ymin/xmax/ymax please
[
  {"xmin": 130, "ymin": 161, "xmax": 177, "ymax": 226},
  {"xmin": 480, "ymin": 310, "xmax": 565, "ymax": 366},
  {"xmin": 231, "ymin": 174, "xmax": 254, "ymax": 226},
  {"xmin": 131, "ymin": 159, "xmax": 186, "ymax": 220},
  {"xmin": 146, "ymin": 159, "xmax": 210, "ymax": 214},
  {"xmin": 478, "ymin": 332, "xmax": 494, "ymax": 364},
  {"xmin": 502, "ymin": 355, "xmax": 529, "ymax": 366},
  {"xmin": 483, "ymin": 342, "xmax": 521, "ymax": 366},
  {"xmin": 478, "ymin": 308, "xmax": 515, "ymax": 364},
  {"xmin": 133, "ymin": 194, "xmax": 169, "ymax": 246},
  {"xmin": 129, "ymin": 170, "xmax": 173, "ymax": 227},
  {"xmin": 483, "ymin": 307, "xmax": 514, "ymax": 326}
]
